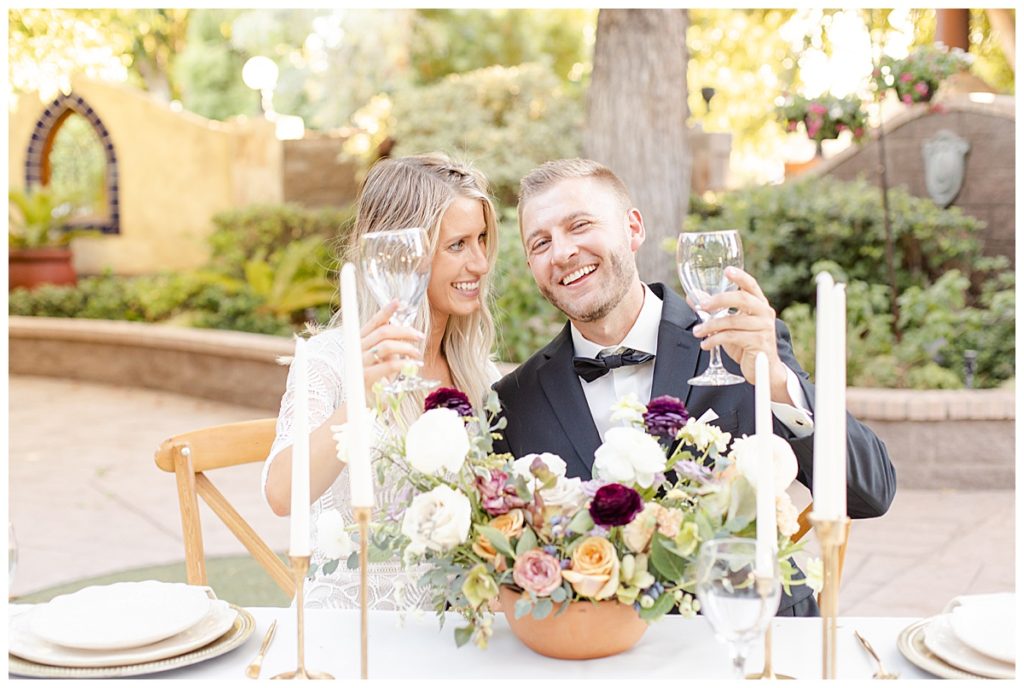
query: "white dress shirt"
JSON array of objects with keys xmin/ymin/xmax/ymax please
[{"xmin": 570, "ymin": 284, "xmax": 814, "ymax": 440}]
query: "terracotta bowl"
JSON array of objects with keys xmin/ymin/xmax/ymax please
[{"xmin": 498, "ymin": 586, "xmax": 648, "ymax": 660}]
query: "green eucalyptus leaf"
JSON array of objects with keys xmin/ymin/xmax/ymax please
[
  {"xmin": 515, "ymin": 528, "xmax": 538, "ymax": 556},
  {"xmin": 532, "ymin": 597, "xmax": 554, "ymax": 620},
  {"xmin": 453, "ymin": 625, "xmax": 474, "ymax": 648},
  {"xmin": 322, "ymin": 558, "xmax": 340, "ymax": 575},
  {"xmin": 649, "ymin": 534, "xmax": 687, "ymax": 582},
  {"xmin": 638, "ymin": 592, "xmax": 675, "ymax": 621},
  {"xmin": 567, "ymin": 509, "xmax": 594, "ymax": 535},
  {"xmin": 514, "ymin": 598, "xmax": 533, "ymax": 620}
]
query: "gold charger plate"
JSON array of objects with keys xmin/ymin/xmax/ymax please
[
  {"xmin": 8, "ymin": 605, "xmax": 254, "ymax": 679},
  {"xmin": 898, "ymin": 616, "xmax": 987, "ymax": 680}
]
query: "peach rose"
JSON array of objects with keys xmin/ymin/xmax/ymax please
[
  {"xmin": 560, "ymin": 536, "xmax": 620, "ymax": 600},
  {"xmin": 472, "ymin": 509, "xmax": 525, "ymax": 568}
]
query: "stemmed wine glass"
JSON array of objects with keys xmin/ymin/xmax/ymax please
[
  {"xmin": 360, "ymin": 227, "xmax": 438, "ymax": 394},
  {"xmin": 9, "ymin": 521, "xmax": 17, "ymax": 594},
  {"xmin": 695, "ymin": 537, "xmax": 781, "ymax": 679},
  {"xmin": 676, "ymin": 230, "xmax": 746, "ymax": 386}
]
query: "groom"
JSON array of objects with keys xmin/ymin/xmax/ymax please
[{"xmin": 492, "ymin": 158, "xmax": 896, "ymax": 617}]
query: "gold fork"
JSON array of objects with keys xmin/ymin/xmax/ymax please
[
  {"xmin": 854, "ymin": 629, "xmax": 900, "ymax": 679},
  {"xmin": 245, "ymin": 620, "xmax": 278, "ymax": 679}
]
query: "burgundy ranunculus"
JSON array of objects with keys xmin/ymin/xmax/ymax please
[
  {"xmin": 475, "ymin": 468, "xmax": 527, "ymax": 516},
  {"xmin": 643, "ymin": 395, "xmax": 689, "ymax": 438},
  {"xmin": 588, "ymin": 483, "xmax": 643, "ymax": 527},
  {"xmin": 424, "ymin": 387, "xmax": 473, "ymax": 417}
]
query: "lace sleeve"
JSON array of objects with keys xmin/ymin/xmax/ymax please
[{"xmin": 260, "ymin": 330, "xmax": 348, "ymax": 504}]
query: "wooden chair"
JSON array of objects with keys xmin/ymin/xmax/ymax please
[
  {"xmin": 793, "ymin": 502, "xmax": 851, "ymax": 600},
  {"xmin": 154, "ymin": 418, "xmax": 294, "ymax": 599}
]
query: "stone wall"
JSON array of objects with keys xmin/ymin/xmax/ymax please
[
  {"xmin": 282, "ymin": 135, "xmax": 360, "ymax": 208},
  {"xmin": 814, "ymin": 95, "xmax": 1015, "ymax": 265},
  {"xmin": 10, "ymin": 316, "xmax": 1014, "ymax": 490}
]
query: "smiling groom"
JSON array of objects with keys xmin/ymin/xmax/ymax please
[{"xmin": 492, "ymin": 158, "xmax": 896, "ymax": 618}]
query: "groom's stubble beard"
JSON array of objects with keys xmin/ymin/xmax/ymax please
[{"xmin": 536, "ymin": 247, "xmax": 637, "ymax": 324}]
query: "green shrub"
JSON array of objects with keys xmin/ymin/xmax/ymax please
[
  {"xmin": 185, "ymin": 284, "xmax": 293, "ymax": 336},
  {"xmin": 390, "ymin": 63, "xmax": 583, "ymax": 207},
  {"xmin": 688, "ymin": 177, "xmax": 986, "ymax": 311},
  {"xmin": 208, "ymin": 203, "xmax": 354, "ymax": 277},
  {"xmin": 491, "ymin": 208, "xmax": 563, "ymax": 363}
]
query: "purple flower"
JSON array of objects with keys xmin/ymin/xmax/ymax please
[
  {"xmin": 674, "ymin": 459, "xmax": 713, "ymax": 484},
  {"xmin": 580, "ymin": 479, "xmax": 606, "ymax": 498},
  {"xmin": 475, "ymin": 468, "xmax": 527, "ymax": 516},
  {"xmin": 643, "ymin": 395, "xmax": 689, "ymax": 438},
  {"xmin": 588, "ymin": 484, "xmax": 643, "ymax": 527},
  {"xmin": 424, "ymin": 387, "xmax": 473, "ymax": 417}
]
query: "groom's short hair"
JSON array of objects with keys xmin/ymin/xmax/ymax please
[{"xmin": 517, "ymin": 158, "xmax": 633, "ymax": 225}]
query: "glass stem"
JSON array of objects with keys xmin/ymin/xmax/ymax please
[
  {"xmin": 729, "ymin": 643, "xmax": 748, "ymax": 679},
  {"xmin": 709, "ymin": 344, "xmax": 725, "ymax": 372}
]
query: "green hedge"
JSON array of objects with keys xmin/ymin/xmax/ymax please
[{"xmin": 688, "ymin": 178, "xmax": 1014, "ymax": 389}]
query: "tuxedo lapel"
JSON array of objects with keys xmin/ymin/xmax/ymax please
[
  {"xmin": 537, "ymin": 323, "xmax": 602, "ymax": 478},
  {"xmin": 649, "ymin": 283, "xmax": 702, "ymax": 406}
]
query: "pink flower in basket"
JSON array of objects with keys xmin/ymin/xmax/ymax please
[
  {"xmin": 914, "ymin": 81, "xmax": 929, "ymax": 96},
  {"xmin": 512, "ymin": 549, "xmax": 563, "ymax": 597},
  {"xmin": 807, "ymin": 102, "xmax": 828, "ymax": 115}
]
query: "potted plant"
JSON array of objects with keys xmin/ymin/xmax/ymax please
[
  {"xmin": 873, "ymin": 43, "xmax": 974, "ymax": 105},
  {"xmin": 9, "ymin": 186, "xmax": 82, "ymax": 290},
  {"xmin": 776, "ymin": 93, "xmax": 868, "ymax": 157}
]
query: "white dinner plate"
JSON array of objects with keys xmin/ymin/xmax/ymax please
[
  {"xmin": 923, "ymin": 614, "xmax": 1015, "ymax": 679},
  {"xmin": 949, "ymin": 595, "xmax": 1016, "ymax": 664},
  {"xmin": 29, "ymin": 581, "xmax": 212, "ymax": 650},
  {"xmin": 11, "ymin": 599, "xmax": 237, "ymax": 668}
]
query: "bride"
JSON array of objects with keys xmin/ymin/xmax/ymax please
[{"xmin": 261, "ymin": 153, "xmax": 501, "ymax": 609}]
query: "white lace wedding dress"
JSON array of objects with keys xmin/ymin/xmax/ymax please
[{"xmin": 261, "ymin": 326, "xmax": 497, "ymax": 611}]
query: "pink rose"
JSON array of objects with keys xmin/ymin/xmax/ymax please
[
  {"xmin": 853, "ymin": 127, "xmax": 864, "ymax": 139},
  {"xmin": 807, "ymin": 102, "xmax": 827, "ymax": 115},
  {"xmin": 475, "ymin": 468, "xmax": 526, "ymax": 516},
  {"xmin": 900, "ymin": 73, "xmax": 913, "ymax": 83},
  {"xmin": 786, "ymin": 121, "xmax": 798, "ymax": 132},
  {"xmin": 512, "ymin": 549, "xmax": 563, "ymax": 597},
  {"xmin": 902, "ymin": 94, "xmax": 913, "ymax": 105},
  {"xmin": 914, "ymin": 81, "xmax": 929, "ymax": 96}
]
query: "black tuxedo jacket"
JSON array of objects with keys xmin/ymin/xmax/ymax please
[{"xmin": 493, "ymin": 283, "xmax": 897, "ymax": 615}]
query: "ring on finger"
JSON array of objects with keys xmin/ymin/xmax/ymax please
[{"xmin": 370, "ymin": 346, "xmax": 381, "ymax": 364}]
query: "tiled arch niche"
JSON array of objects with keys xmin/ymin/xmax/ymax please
[{"xmin": 24, "ymin": 92, "xmax": 120, "ymax": 235}]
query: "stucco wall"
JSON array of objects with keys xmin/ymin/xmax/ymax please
[{"xmin": 8, "ymin": 77, "xmax": 282, "ymax": 276}]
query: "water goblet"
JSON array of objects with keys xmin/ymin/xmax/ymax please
[
  {"xmin": 695, "ymin": 537, "xmax": 781, "ymax": 679},
  {"xmin": 677, "ymin": 230, "xmax": 746, "ymax": 385},
  {"xmin": 360, "ymin": 227, "xmax": 438, "ymax": 394}
]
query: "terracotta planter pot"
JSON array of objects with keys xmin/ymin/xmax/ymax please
[
  {"xmin": 9, "ymin": 247, "xmax": 77, "ymax": 291},
  {"xmin": 499, "ymin": 586, "xmax": 648, "ymax": 660}
]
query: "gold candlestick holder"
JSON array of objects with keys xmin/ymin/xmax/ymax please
[
  {"xmin": 746, "ymin": 575, "xmax": 794, "ymax": 680},
  {"xmin": 354, "ymin": 506, "xmax": 371, "ymax": 680},
  {"xmin": 810, "ymin": 515, "xmax": 851, "ymax": 680},
  {"xmin": 272, "ymin": 555, "xmax": 333, "ymax": 680}
]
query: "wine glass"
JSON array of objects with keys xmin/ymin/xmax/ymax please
[
  {"xmin": 676, "ymin": 230, "xmax": 746, "ymax": 386},
  {"xmin": 360, "ymin": 227, "xmax": 438, "ymax": 394},
  {"xmin": 9, "ymin": 521, "xmax": 17, "ymax": 594},
  {"xmin": 695, "ymin": 537, "xmax": 781, "ymax": 679}
]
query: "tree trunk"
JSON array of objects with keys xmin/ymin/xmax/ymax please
[{"xmin": 584, "ymin": 9, "xmax": 690, "ymax": 286}]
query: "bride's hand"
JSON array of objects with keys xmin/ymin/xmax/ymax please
[{"xmin": 360, "ymin": 300, "xmax": 425, "ymax": 395}]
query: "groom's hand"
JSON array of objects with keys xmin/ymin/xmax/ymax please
[{"xmin": 690, "ymin": 267, "xmax": 793, "ymax": 404}]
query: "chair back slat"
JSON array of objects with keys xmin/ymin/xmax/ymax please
[{"xmin": 155, "ymin": 418, "xmax": 278, "ymax": 473}]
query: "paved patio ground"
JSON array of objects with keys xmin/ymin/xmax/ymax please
[{"xmin": 8, "ymin": 375, "xmax": 1015, "ymax": 616}]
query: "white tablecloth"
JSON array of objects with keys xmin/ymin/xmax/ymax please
[{"xmin": 147, "ymin": 609, "xmax": 932, "ymax": 680}]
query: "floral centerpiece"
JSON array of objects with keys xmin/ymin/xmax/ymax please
[
  {"xmin": 776, "ymin": 92, "xmax": 868, "ymax": 149},
  {"xmin": 873, "ymin": 43, "xmax": 974, "ymax": 105},
  {"xmin": 315, "ymin": 387, "xmax": 808, "ymax": 654}
]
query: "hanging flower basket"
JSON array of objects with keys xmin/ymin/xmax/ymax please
[
  {"xmin": 873, "ymin": 43, "xmax": 974, "ymax": 105},
  {"xmin": 776, "ymin": 93, "xmax": 868, "ymax": 154}
]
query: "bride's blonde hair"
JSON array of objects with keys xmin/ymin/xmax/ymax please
[{"xmin": 331, "ymin": 153, "xmax": 499, "ymax": 423}]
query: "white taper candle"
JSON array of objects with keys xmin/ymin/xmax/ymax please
[
  {"xmin": 754, "ymin": 352, "xmax": 776, "ymax": 577},
  {"xmin": 341, "ymin": 263, "xmax": 374, "ymax": 509},
  {"xmin": 834, "ymin": 283, "xmax": 848, "ymax": 519},
  {"xmin": 289, "ymin": 335, "xmax": 311, "ymax": 557},
  {"xmin": 813, "ymin": 272, "xmax": 837, "ymax": 519}
]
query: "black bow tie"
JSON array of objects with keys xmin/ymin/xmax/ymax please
[{"xmin": 573, "ymin": 347, "xmax": 655, "ymax": 383}]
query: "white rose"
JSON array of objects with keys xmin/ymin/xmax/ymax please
[
  {"xmin": 400, "ymin": 484, "xmax": 471, "ymax": 555},
  {"xmin": 511, "ymin": 452, "xmax": 566, "ymax": 487},
  {"xmin": 405, "ymin": 408, "xmax": 470, "ymax": 475},
  {"xmin": 729, "ymin": 434, "xmax": 798, "ymax": 495},
  {"xmin": 592, "ymin": 426, "xmax": 666, "ymax": 489},
  {"xmin": 315, "ymin": 510, "xmax": 354, "ymax": 560},
  {"xmin": 539, "ymin": 476, "xmax": 587, "ymax": 511},
  {"xmin": 609, "ymin": 392, "xmax": 646, "ymax": 427}
]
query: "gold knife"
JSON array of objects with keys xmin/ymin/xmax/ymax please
[{"xmin": 245, "ymin": 620, "xmax": 278, "ymax": 679}]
